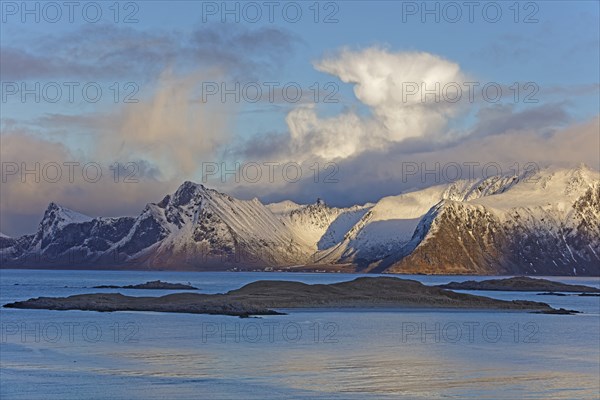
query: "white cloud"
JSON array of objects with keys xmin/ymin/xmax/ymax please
[{"xmin": 282, "ymin": 47, "xmax": 468, "ymax": 160}]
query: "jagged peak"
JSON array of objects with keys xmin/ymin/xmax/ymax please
[
  {"xmin": 180, "ymin": 180, "xmax": 204, "ymax": 189},
  {"xmin": 157, "ymin": 195, "xmax": 171, "ymax": 208},
  {"xmin": 42, "ymin": 202, "xmax": 92, "ymax": 221},
  {"xmin": 176, "ymin": 180, "xmax": 208, "ymax": 193},
  {"xmin": 172, "ymin": 180, "xmax": 209, "ymax": 207},
  {"xmin": 266, "ymin": 200, "xmax": 303, "ymax": 215},
  {"xmin": 46, "ymin": 202, "xmax": 61, "ymax": 211},
  {"xmin": 37, "ymin": 202, "xmax": 93, "ymax": 238}
]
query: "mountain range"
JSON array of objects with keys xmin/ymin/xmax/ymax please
[{"xmin": 1, "ymin": 165, "xmax": 599, "ymax": 275}]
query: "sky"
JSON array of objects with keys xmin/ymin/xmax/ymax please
[{"xmin": 1, "ymin": 0, "xmax": 599, "ymax": 236}]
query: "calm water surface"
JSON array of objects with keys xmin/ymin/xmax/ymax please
[{"xmin": 1, "ymin": 270, "xmax": 599, "ymax": 399}]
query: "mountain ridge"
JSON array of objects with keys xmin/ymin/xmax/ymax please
[{"xmin": 1, "ymin": 165, "xmax": 598, "ymax": 275}]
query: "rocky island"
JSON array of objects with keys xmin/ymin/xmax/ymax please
[
  {"xmin": 437, "ymin": 277, "xmax": 600, "ymax": 293},
  {"xmin": 92, "ymin": 280, "xmax": 199, "ymax": 290},
  {"xmin": 4, "ymin": 277, "xmax": 571, "ymax": 317}
]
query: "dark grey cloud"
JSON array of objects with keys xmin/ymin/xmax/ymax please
[
  {"xmin": 475, "ymin": 33, "xmax": 544, "ymax": 65},
  {"xmin": 0, "ymin": 47, "xmax": 63, "ymax": 80},
  {"xmin": 189, "ymin": 25, "xmax": 300, "ymax": 80},
  {"xmin": 467, "ymin": 103, "xmax": 570, "ymax": 138},
  {"xmin": 1, "ymin": 23, "xmax": 299, "ymax": 81},
  {"xmin": 541, "ymin": 84, "xmax": 600, "ymax": 97},
  {"xmin": 232, "ymin": 130, "xmax": 291, "ymax": 161},
  {"xmin": 1, "ymin": 25, "xmax": 176, "ymax": 80},
  {"xmin": 34, "ymin": 112, "xmax": 114, "ymax": 130}
]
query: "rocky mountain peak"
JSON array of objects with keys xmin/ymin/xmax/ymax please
[
  {"xmin": 172, "ymin": 181, "xmax": 207, "ymax": 207},
  {"xmin": 40, "ymin": 202, "xmax": 92, "ymax": 227}
]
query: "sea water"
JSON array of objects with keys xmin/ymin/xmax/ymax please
[{"xmin": 1, "ymin": 270, "xmax": 598, "ymax": 399}]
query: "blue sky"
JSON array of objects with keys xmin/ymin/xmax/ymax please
[{"xmin": 1, "ymin": 0, "xmax": 599, "ymax": 235}]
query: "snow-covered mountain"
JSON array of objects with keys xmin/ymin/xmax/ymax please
[
  {"xmin": 387, "ymin": 166, "xmax": 600, "ymax": 275},
  {"xmin": 2, "ymin": 166, "xmax": 599, "ymax": 275}
]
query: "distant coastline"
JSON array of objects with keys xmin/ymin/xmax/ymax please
[{"xmin": 4, "ymin": 277, "xmax": 584, "ymax": 317}]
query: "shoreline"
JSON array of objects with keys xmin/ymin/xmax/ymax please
[{"xmin": 2, "ymin": 267, "xmax": 600, "ymax": 279}]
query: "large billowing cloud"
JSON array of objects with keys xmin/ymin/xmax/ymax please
[
  {"xmin": 315, "ymin": 48, "xmax": 465, "ymax": 137},
  {"xmin": 282, "ymin": 48, "xmax": 467, "ymax": 160}
]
